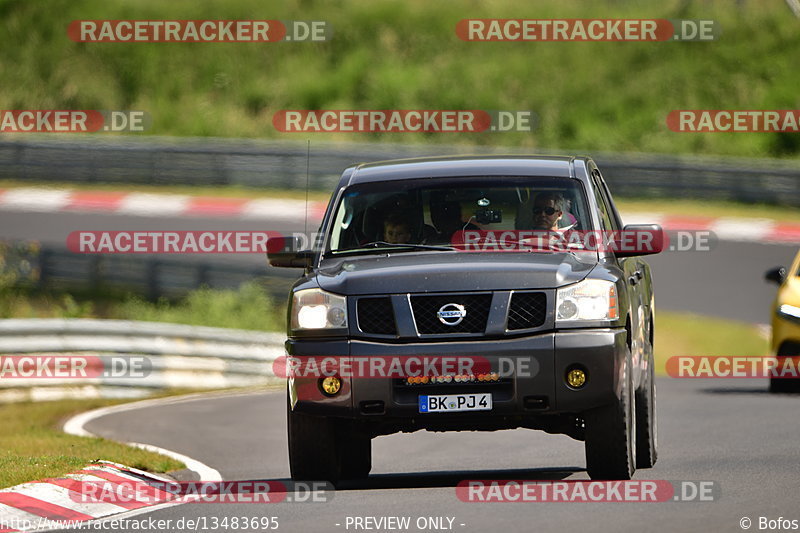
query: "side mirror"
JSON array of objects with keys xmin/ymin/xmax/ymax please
[
  {"xmin": 764, "ymin": 266, "xmax": 787, "ymax": 285},
  {"xmin": 612, "ymin": 224, "xmax": 665, "ymax": 257},
  {"xmin": 267, "ymin": 236, "xmax": 315, "ymax": 269}
]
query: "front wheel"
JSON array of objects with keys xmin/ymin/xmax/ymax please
[
  {"xmin": 635, "ymin": 351, "xmax": 658, "ymax": 469},
  {"xmin": 769, "ymin": 348, "xmax": 800, "ymax": 393},
  {"xmin": 584, "ymin": 351, "xmax": 636, "ymax": 480},
  {"xmin": 287, "ymin": 395, "xmax": 372, "ymax": 484},
  {"xmin": 340, "ymin": 431, "xmax": 372, "ymax": 479},
  {"xmin": 769, "ymin": 375, "xmax": 800, "ymax": 393}
]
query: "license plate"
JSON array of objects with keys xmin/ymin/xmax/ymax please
[{"xmin": 419, "ymin": 393, "xmax": 492, "ymax": 413}]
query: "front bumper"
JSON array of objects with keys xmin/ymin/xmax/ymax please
[{"xmin": 286, "ymin": 328, "xmax": 628, "ymax": 431}]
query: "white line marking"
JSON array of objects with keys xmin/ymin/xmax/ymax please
[
  {"xmin": 711, "ymin": 217, "xmax": 775, "ymax": 242},
  {"xmin": 240, "ymin": 198, "xmax": 308, "ymax": 220},
  {"xmin": 0, "ymin": 188, "xmax": 72, "ymax": 212},
  {"xmin": 116, "ymin": 193, "xmax": 190, "ymax": 217},
  {"xmin": 62, "ymin": 393, "xmax": 226, "ymax": 482},
  {"xmin": 128, "ymin": 443, "xmax": 221, "ymax": 482}
]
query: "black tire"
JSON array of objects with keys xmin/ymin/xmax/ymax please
[
  {"xmin": 287, "ymin": 399, "xmax": 341, "ymax": 483},
  {"xmin": 287, "ymin": 394, "xmax": 372, "ymax": 483},
  {"xmin": 635, "ymin": 351, "xmax": 658, "ymax": 469},
  {"xmin": 769, "ymin": 347, "xmax": 800, "ymax": 393},
  {"xmin": 584, "ymin": 351, "xmax": 636, "ymax": 480},
  {"xmin": 340, "ymin": 431, "xmax": 372, "ymax": 479},
  {"xmin": 769, "ymin": 375, "xmax": 800, "ymax": 393}
]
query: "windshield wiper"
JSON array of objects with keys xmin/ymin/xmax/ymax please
[{"xmin": 333, "ymin": 241, "xmax": 456, "ymax": 255}]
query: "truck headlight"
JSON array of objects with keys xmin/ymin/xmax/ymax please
[
  {"xmin": 556, "ymin": 279, "xmax": 619, "ymax": 323},
  {"xmin": 291, "ymin": 288, "xmax": 348, "ymax": 330}
]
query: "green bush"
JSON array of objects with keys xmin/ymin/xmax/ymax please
[{"xmin": 116, "ymin": 282, "xmax": 284, "ymax": 331}]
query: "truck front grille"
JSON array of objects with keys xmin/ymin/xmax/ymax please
[
  {"xmin": 507, "ymin": 292, "xmax": 547, "ymax": 330},
  {"xmin": 356, "ymin": 297, "xmax": 397, "ymax": 335},
  {"xmin": 410, "ymin": 293, "xmax": 492, "ymax": 334}
]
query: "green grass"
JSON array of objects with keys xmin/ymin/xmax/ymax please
[
  {"xmin": 2, "ymin": 0, "xmax": 800, "ymax": 157},
  {"xmin": 654, "ymin": 311, "xmax": 769, "ymax": 376},
  {"xmin": 0, "ymin": 396, "xmax": 185, "ymax": 488},
  {"xmin": 0, "ymin": 384, "xmax": 285, "ymax": 489}
]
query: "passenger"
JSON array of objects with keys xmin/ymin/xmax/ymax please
[{"xmin": 383, "ymin": 211, "xmax": 413, "ymax": 244}]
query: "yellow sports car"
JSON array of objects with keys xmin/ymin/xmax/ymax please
[{"xmin": 765, "ymin": 249, "xmax": 800, "ymax": 393}]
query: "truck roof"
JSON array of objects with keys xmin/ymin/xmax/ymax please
[{"xmin": 345, "ymin": 155, "xmax": 588, "ymax": 185}]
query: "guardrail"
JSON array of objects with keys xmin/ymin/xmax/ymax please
[
  {"xmin": 1, "ymin": 136, "xmax": 798, "ymax": 205},
  {"xmin": 0, "ymin": 318, "xmax": 286, "ymax": 403},
  {"xmin": 1, "ymin": 241, "xmax": 297, "ymax": 299}
]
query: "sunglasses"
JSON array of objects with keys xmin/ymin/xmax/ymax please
[{"xmin": 532, "ymin": 206, "xmax": 558, "ymax": 216}]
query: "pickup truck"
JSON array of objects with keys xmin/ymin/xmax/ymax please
[{"xmin": 268, "ymin": 155, "xmax": 662, "ymax": 482}]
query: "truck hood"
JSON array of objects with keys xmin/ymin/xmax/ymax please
[{"xmin": 315, "ymin": 251, "xmax": 597, "ymax": 295}]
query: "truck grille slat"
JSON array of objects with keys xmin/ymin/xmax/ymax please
[{"xmin": 507, "ymin": 292, "xmax": 547, "ymax": 330}]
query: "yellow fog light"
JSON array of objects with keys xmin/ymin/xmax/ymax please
[
  {"xmin": 566, "ymin": 368, "xmax": 587, "ymax": 389},
  {"xmin": 320, "ymin": 376, "xmax": 342, "ymax": 396}
]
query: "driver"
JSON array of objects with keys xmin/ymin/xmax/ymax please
[{"xmin": 531, "ymin": 192, "xmax": 565, "ymax": 231}]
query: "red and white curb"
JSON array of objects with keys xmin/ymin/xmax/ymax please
[
  {"xmin": 623, "ymin": 213, "xmax": 800, "ymax": 244},
  {"xmin": 0, "ymin": 188, "xmax": 327, "ymax": 222},
  {"xmin": 61, "ymin": 395, "xmax": 223, "ymax": 484},
  {"xmin": 0, "ymin": 392, "xmax": 236, "ymax": 532},
  {"xmin": 0, "ymin": 461, "xmax": 180, "ymax": 532},
  {"xmin": 0, "ymin": 187, "xmax": 798, "ymax": 244}
]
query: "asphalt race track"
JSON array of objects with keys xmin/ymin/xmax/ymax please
[
  {"xmin": 2, "ymin": 208, "xmax": 798, "ymax": 533},
  {"xmin": 76, "ymin": 379, "xmax": 799, "ymax": 533}
]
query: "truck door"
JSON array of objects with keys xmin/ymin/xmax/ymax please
[{"xmin": 590, "ymin": 167, "xmax": 645, "ymax": 385}]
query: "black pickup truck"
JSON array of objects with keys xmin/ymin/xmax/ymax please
[{"xmin": 268, "ymin": 155, "xmax": 662, "ymax": 482}]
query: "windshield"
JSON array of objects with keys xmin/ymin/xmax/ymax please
[{"xmin": 326, "ymin": 176, "xmax": 592, "ymax": 255}]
